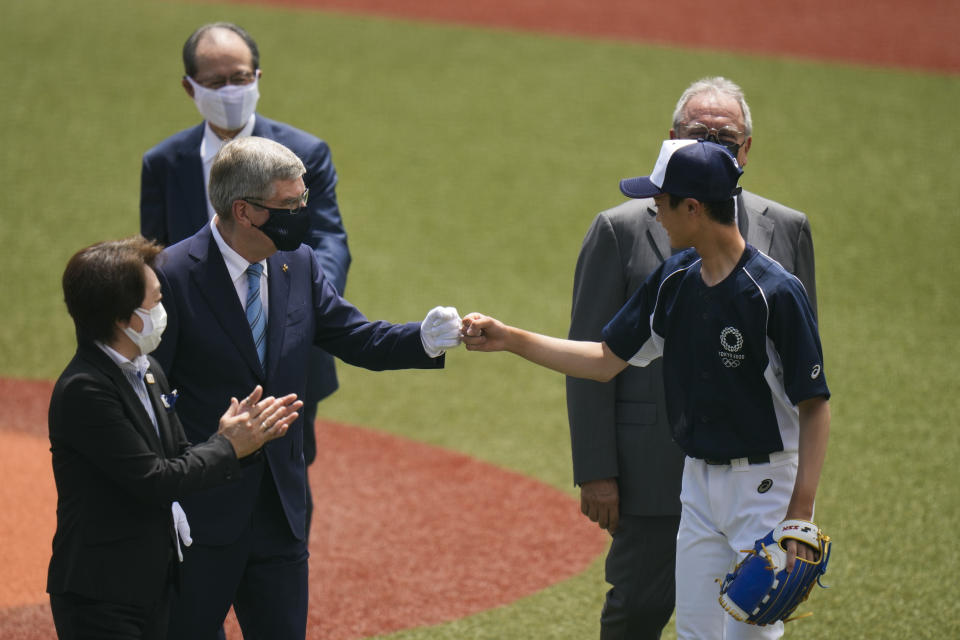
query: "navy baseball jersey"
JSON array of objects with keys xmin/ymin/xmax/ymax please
[{"xmin": 602, "ymin": 244, "xmax": 829, "ymax": 460}]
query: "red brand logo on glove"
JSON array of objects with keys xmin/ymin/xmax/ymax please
[{"xmin": 782, "ymin": 524, "xmax": 812, "ymax": 533}]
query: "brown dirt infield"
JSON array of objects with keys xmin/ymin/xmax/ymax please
[
  {"xmin": 0, "ymin": 378, "xmax": 608, "ymax": 639},
  {"xmin": 232, "ymin": 0, "xmax": 960, "ymax": 74}
]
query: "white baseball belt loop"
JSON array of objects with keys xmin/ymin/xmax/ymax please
[{"xmin": 729, "ymin": 450, "xmax": 795, "ymax": 469}]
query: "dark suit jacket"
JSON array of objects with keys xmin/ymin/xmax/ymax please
[
  {"xmin": 140, "ymin": 114, "xmax": 351, "ymax": 408},
  {"xmin": 153, "ymin": 225, "xmax": 442, "ymax": 544},
  {"xmin": 566, "ymin": 191, "xmax": 817, "ymax": 516},
  {"xmin": 47, "ymin": 341, "xmax": 240, "ymax": 606}
]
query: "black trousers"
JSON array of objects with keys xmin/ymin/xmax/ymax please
[
  {"xmin": 600, "ymin": 514, "xmax": 681, "ymax": 640},
  {"xmin": 50, "ymin": 582, "xmax": 174, "ymax": 640}
]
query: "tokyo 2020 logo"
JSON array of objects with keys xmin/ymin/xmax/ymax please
[{"xmin": 719, "ymin": 327, "xmax": 745, "ymax": 368}]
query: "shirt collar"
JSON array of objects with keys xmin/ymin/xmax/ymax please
[
  {"xmin": 210, "ymin": 218, "xmax": 268, "ymax": 285},
  {"xmin": 200, "ymin": 114, "xmax": 257, "ymax": 165},
  {"xmin": 96, "ymin": 341, "xmax": 150, "ymax": 377}
]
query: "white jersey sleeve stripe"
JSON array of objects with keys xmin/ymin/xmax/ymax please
[
  {"xmin": 763, "ymin": 336, "xmax": 801, "ymax": 453},
  {"xmin": 629, "ymin": 330, "xmax": 664, "ymax": 366}
]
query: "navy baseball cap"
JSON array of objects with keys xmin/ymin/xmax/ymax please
[{"xmin": 619, "ymin": 139, "xmax": 743, "ymax": 202}]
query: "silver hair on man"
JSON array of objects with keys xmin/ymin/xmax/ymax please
[
  {"xmin": 672, "ymin": 76, "xmax": 753, "ymax": 137},
  {"xmin": 209, "ymin": 136, "xmax": 305, "ymax": 217}
]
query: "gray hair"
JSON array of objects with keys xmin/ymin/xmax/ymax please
[
  {"xmin": 672, "ymin": 77, "xmax": 753, "ymax": 137},
  {"xmin": 209, "ymin": 137, "xmax": 305, "ymax": 218}
]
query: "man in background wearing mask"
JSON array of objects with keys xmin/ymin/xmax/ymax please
[
  {"xmin": 566, "ymin": 77, "xmax": 817, "ymax": 639},
  {"xmin": 140, "ymin": 22, "xmax": 349, "ymax": 540},
  {"xmin": 153, "ymin": 135, "xmax": 462, "ymax": 639}
]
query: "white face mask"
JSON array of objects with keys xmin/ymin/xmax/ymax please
[
  {"xmin": 186, "ymin": 75, "xmax": 260, "ymax": 131},
  {"xmin": 123, "ymin": 303, "xmax": 168, "ymax": 355}
]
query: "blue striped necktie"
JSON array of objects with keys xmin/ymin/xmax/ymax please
[{"xmin": 245, "ymin": 263, "xmax": 266, "ymax": 366}]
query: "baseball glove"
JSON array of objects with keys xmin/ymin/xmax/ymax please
[{"xmin": 718, "ymin": 519, "xmax": 831, "ymax": 625}]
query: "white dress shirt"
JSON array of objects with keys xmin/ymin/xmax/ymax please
[{"xmin": 210, "ymin": 218, "xmax": 268, "ymax": 318}]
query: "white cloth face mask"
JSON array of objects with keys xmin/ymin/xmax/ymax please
[
  {"xmin": 186, "ymin": 75, "xmax": 260, "ymax": 130},
  {"xmin": 123, "ymin": 303, "xmax": 168, "ymax": 355}
]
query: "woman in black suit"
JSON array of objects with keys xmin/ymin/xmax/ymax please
[{"xmin": 47, "ymin": 235, "xmax": 301, "ymax": 640}]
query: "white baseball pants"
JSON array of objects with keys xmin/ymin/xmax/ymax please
[{"xmin": 675, "ymin": 454, "xmax": 800, "ymax": 639}]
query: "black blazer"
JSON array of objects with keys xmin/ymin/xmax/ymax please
[{"xmin": 46, "ymin": 340, "xmax": 240, "ymax": 606}]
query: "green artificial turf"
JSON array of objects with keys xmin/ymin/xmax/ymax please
[{"xmin": 2, "ymin": 0, "xmax": 959, "ymax": 637}]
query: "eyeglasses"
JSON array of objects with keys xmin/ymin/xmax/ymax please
[
  {"xmin": 242, "ymin": 189, "xmax": 309, "ymax": 216},
  {"xmin": 190, "ymin": 70, "xmax": 257, "ymax": 90},
  {"xmin": 679, "ymin": 122, "xmax": 744, "ymax": 155}
]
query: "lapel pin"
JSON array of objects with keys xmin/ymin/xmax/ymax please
[
  {"xmin": 144, "ymin": 373, "xmax": 156, "ymax": 385},
  {"xmin": 282, "ymin": 264, "xmax": 289, "ymax": 273}
]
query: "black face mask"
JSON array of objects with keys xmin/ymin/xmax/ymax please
[
  {"xmin": 704, "ymin": 132, "xmax": 742, "ymax": 158},
  {"xmin": 256, "ymin": 208, "xmax": 311, "ymax": 252}
]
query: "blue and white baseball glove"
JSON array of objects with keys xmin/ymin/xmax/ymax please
[{"xmin": 718, "ymin": 520, "xmax": 831, "ymax": 625}]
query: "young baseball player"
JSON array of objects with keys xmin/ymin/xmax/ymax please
[{"xmin": 461, "ymin": 139, "xmax": 830, "ymax": 639}]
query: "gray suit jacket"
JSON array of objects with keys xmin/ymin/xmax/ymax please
[{"xmin": 565, "ymin": 191, "xmax": 817, "ymax": 516}]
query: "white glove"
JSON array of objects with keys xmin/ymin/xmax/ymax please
[
  {"xmin": 172, "ymin": 501, "xmax": 192, "ymax": 562},
  {"xmin": 420, "ymin": 306, "xmax": 462, "ymax": 357}
]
